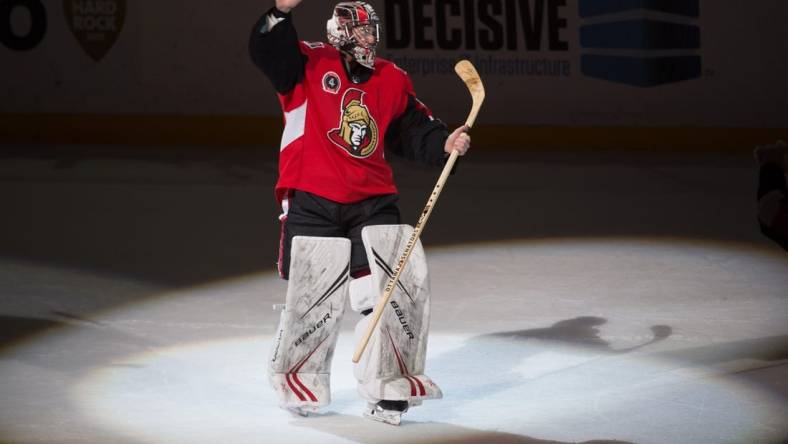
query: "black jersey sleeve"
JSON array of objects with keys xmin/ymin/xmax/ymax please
[
  {"xmin": 248, "ymin": 8, "xmax": 307, "ymax": 94},
  {"xmin": 385, "ymin": 95, "xmax": 451, "ymax": 168}
]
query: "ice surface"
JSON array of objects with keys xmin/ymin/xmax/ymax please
[{"xmin": 1, "ymin": 147, "xmax": 786, "ymax": 443}]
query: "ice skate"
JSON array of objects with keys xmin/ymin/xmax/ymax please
[
  {"xmin": 285, "ymin": 405, "xmax": 319, "ymax": 418},
  {"xmin": 363, "ymin": 400, "xmax": 408, "ymax": 426}
]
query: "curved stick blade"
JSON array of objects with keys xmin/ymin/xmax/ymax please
[{"xmin": 454, "ymin": 60, "xmax": 486, "ymax": 128}]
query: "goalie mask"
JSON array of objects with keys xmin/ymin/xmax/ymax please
[{"xmin": 326, "ymin": 2, "xmax": 381, "ymax": 69}]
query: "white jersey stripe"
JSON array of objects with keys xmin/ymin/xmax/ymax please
[{"xmin": 281, "ymin": 101, "xmax": 307, "ymax": 152}]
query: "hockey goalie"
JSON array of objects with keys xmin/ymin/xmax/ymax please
[{"xmin": 248, "ymin": 0, "xmax": 471, "ymax": 425}]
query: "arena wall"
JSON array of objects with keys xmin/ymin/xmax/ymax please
[{"xmin": 1, "ymin": 0, "xmax": 786, "ymax": 148}]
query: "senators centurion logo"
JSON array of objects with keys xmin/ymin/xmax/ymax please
[{"xmin": 327, "ymin": 88, "xmax": 379, "ymax": 159}]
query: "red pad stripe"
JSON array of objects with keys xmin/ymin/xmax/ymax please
[
  {"xmin": 286, "ymin": 335, "xmax": 329, "ymax": 404},
  {"xmin": 290, "ymin": 335, "xmax": 329, "ymax": 374},
  {"xmin": 285, "ymin": 373, "xmax": 306, "ymax": 401},
  {"xmin": 277, "ymin": 212, "xmax": 288, "ymax": 278},
  {"xmin": 408, "ymin": 379, "xmax": 417, "ymax": 396},
  {"xmin": 385, "ymin": 328, "xmax": 417, "ymax": 396},
  {"xmin": 411, "ymin": 375, "xmax": 426, "ymax": 396},
  {"xmin": 385, "ymin": 328, "xmax": 407, "ymax": 374},
  {"xmin": 292, "ymin": 374, "xmax": 318, "ymax": 402}
]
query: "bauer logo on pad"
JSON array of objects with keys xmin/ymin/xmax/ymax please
[
  {"xmin": 578, "ymin": 0, "xmax": 701, "ymax": 87},
  {"xmin": 63, "ymin": 0, "xmax": 125, "ymax": 61}
]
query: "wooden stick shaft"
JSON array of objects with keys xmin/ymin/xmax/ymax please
[
  {"xmin": 352, "ymin": 59, "xmax": 483, "ymax": 363},
  {"xmin": 351, "ymin": 149, "xmax": 460, "ymax": 363}
]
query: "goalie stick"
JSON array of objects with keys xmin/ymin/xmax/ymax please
[{"xmin": 352, "ymin": 60, "xmax": 486, "ymax": 363}]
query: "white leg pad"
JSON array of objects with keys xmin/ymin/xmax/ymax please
[
  {"xmin": 268, "ymin": 236, "xmax": 351, "ymax": 410},
  {"xmin": 349, "ymin": 274, "xmax": 374, "ymax": 312},
  {"xmin": 353, "ymin": 225, "xmax": 442, "ymax": 404}
]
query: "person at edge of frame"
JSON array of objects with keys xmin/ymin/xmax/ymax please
[{"xmin": 754, "ymin": 140, "xmax": 788, "ymax": 250}]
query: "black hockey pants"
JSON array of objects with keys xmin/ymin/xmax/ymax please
[{"xmin": 277, "ymin": 190, "xmax": 401, "ymax": 279}]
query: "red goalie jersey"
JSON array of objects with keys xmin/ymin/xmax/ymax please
[
  {"xmin": 277, "ymin": 41, "xmax": 419, "ymax": 203},
  {"xmin": 249, "ymin": 8, "xmax": 450, "ymax": 204}
]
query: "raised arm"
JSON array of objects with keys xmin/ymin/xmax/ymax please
[
  {"xmin": 274, "ymin": 0, "xmax": 302, "ymax": 13},
  {"xmin": 248, "ymin": 1, "xmax": 307, "ymax": 94}
]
